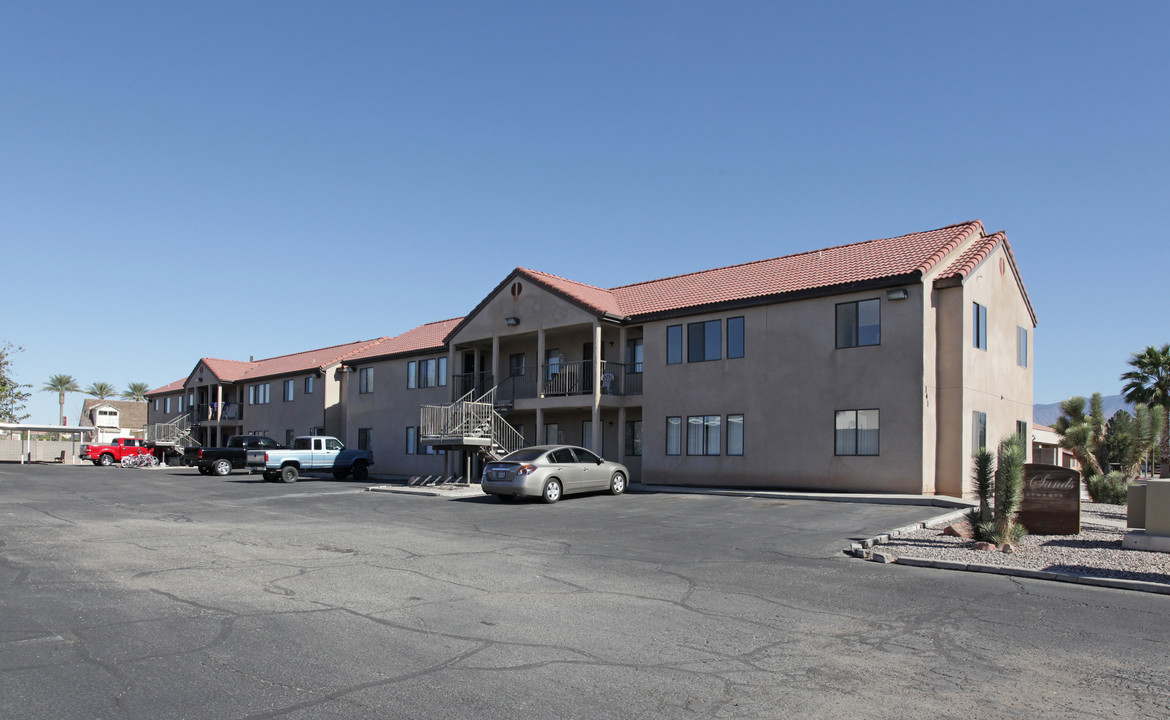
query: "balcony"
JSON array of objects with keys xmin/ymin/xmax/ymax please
[
  {"xmin": 494, "ymin": 360, "xmax": 642, "ymax": 405},
  {"xmin": 195, "ymin": 402, "xmax": 242, "ymax": 423}
]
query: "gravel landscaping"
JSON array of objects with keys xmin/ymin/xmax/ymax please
[{"xmin": 876, "ymin": 503, "xmax": 1170, "ymax": 586}]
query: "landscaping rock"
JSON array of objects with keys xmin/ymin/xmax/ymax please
[
  {"xmin": 973, "ymin": 541, "xmax": 998, "ymax": 552},
  {"xmin": 943, "ymin": 521, "xmax": 975, "ymax": 539}
]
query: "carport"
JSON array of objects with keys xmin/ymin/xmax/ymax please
[{"xmin": 0, "ymin": 423, "xmax": 95, "ymax": 464}]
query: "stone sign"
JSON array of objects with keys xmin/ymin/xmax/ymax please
[{"xmin": 1017, "ymin": 463, "xmax": 1081, "ymax": 535}]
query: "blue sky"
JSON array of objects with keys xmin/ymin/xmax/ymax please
[{"xmin": 2, "ymin": 1, "xmax": 1167, "ymax": 424}]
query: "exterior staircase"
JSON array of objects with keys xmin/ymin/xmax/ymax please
[
  {"xmin": 146, "ymin": 414, "xmax": 199, "ymax": 450},
  {"xmin": 420, "ymin": 388, "xmax": 524, "ymax": 461}
]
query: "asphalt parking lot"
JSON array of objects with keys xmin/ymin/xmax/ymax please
[{"xmin": 2, "ymin": 463, "xmax": 1168, "ymax": 719}]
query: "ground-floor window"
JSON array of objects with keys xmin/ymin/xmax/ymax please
[
  {"xmin": 687, "ymin": 415, "xmax": 720, "ymax": 456},
  {"xmin": 285, "ymin": 429, "xmax": 295, "ymax": 446},
  {"xmin": 405, "ymin": 427, "xmax": 416, "ymax": 455},
  {"xmin": 973, "ymin": 411, "xmax": 987, "ymax": 453},
  {"xmin": 727, "ymin": 415, "xmax": 743, "ymax": 456},
  {"xmin": 835, "ymin": 409, "xmax": 879, "ymax": 456},
  {"xmin": 358, "ymin": 428, "xmax": 372, "ymax": 451},
  {"xmin": 666, "ymin": 417, "xmax": 681, "ymax": 455}
]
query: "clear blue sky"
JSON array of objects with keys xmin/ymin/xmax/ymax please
[{"xmin": 3, "ymin": 1, "xmax": 1167, "ymax": 424}]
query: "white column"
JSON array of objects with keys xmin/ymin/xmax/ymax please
[{"xmin": 592, "ymin": 320, "xmax": 601, "ymax": 453}]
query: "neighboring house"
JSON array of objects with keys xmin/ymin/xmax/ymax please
[
  {"xmin": 175, "ymin": 339, "xmax": 388, "ymax": 447},
  {"xmin": 1031, "ymin": 424, "xmax": 1080, "ymax": 470},
  {"xmin": 78, "ymin": 399, "xmax": 148, "ymax": 444}
]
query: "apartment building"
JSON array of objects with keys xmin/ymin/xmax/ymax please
[{"xmin": 152, "ymin": 220, "xmax": 1034, "ymax": 497}]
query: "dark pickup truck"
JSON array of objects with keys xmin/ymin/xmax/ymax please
[{"xmin": 184, "ymin": 435, "xmax": 287, "ymax": 476}]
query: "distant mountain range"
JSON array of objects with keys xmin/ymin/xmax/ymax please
[{"xmin": 1033, "ymin": 394, "xmax": 1133, "ymax": 427}]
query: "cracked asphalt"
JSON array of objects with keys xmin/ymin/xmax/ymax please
[{"xmin": 2, "ymin": 464, "xmax": 1168, "ymax": 719}]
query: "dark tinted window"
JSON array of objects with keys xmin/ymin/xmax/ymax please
[
  {"xmin": 572, "ymin": 448, "xmax": 601, "ymax": 464},
  {"xmin": 549, "ymin": 448, "xmax": 576, "ymax": 464},
  {"xmin": 502, "ymin": 448, "xmax": 545, "ymax": 462},
  {"xmin": 294, "ymin": 438, "xmax": 311, "ymax": 450}
]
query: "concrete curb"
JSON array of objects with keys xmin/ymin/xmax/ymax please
[
  {"xmin": 849, "ymin": 507, "xmax": 1170, "ymax": 596},
  {"xmin": 366, "ymin": 484, "xmax": 485, "ymax": 499},
  {"xmin": 628, "ymin": 484, "xmax": 975, "ymax": 509}
]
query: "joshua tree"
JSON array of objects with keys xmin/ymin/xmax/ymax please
[
  {"xmin": 966, "ymin": 447, "xmax": 995, "ymax": 540},
  {"xmin": 84, "ymin": 382, "xmax": 118, "ymax": 400},
  {"xmin": 121, "ymin": 382, "xmax": 150, "ymax": 402},
  {"xmin": 41, "ymin": 373, "xmax": 80, "ymax": 425},
  {"xmin": 1121, "ymin": 343, "xmax": 1170, "ymax": 476},
  {"xmin": 1053, "ymin": 394, "xmax": 1106, "ymax": 478},
  {"xmin": 992, "ymin": 433, "xmax": 1027, "ymax": 549}
]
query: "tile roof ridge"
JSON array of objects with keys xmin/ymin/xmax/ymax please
[
  {"xmin": 518, "ymin": 267, "xmax": 611, "ymax": 293},
  {"xmin": 250, "ymin": 338, "xmax": 386, "ymax": 364},
  {"xmin": 606, "ymin": 220, "xmax": 984, "ymax": 292}
]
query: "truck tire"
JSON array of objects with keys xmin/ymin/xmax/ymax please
[
  {"xmin": 281, "ymin": 465, "xmax": 299, "ymax": 483},
  {"xmin": 99, "ymin": 453, "xmax": 114, "ymax": 467},
  {"xmin": 351, "ymin": 462, "xmax": 369, "ymax": 482},
  {"xmin": 212, "ymin": 459, "xmax": 232, "ymax": 477}
]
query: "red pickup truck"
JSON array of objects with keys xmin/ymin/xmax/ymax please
[{"xmin": 81, "ymin": 437, "xmax": 155, "ymax": 466}]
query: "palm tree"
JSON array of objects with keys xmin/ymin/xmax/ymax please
[
  {"xmin": 85, "ymin": 382, "xmax": 118, "ymax": 400},
  {"xmin": 121, "ymin": 382, "xmax": 150, "ymax": 402},
  {"xmin": 1122, "ymin": 343, "xmax": 1170, "ymax": 476},
  {"xmin": 41, "ymin": 374, "xmax": 80, "ymax": 425}
]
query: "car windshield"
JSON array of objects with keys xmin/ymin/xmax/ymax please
[{"xmin": 501, "ymin": 448, "xmax": 546, "ymax": 462}]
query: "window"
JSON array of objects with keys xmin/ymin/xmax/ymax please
[
  {"xmin": 727, "ymin": 414, "xmax": 744, "ymax": 456},
  {"xmin": 248, "ymin": 383, "xmax": 270, "ymax": 405},
  {"xmin": 626, "ymin": 338, "xmax": 643, "ymax": 372},
  {"xmin": 405, "ymin": 426, "xmax": 416, "ymax": 455},
  {"xmin": 625, "ymin": 420, "xmax": 642, "ymax": 457},
  {"xmin": 836, "ymin": 299, "xmax": 880, "ymax": 348},
  {"xmin": 358, "ymin": 428, "xmax": 372, "ymax": 452},
  {"xmin": 974, "ymin": 303, "xmax": 987, "ymax": 351},
  {"xmin": 573, "ymin": 447, "xmax": 601, "ymax": 464},
  {"xmin": 1017, "ymin": 327, "xmax": 1028, "ymax": 367},
  {"xmin": 188, "ymin": 392, "xmax": 194, "ymax": 408},
  {"xmin": 285, "ymin": 429, "xmax": 295, "ymax": 446},
  {"xmin": 687, "ymin": 415, "xmax": 721, "ymax": 455},
  {"xmin": 407, "ymin": 361, "xmax": 417, "ymax": 389},
  {"xmin": 1017, "ymin": 420, "xmax": 1028, "ymax": 443},
  {"xmin": 310, "ymin": 427, "xmax": 324, "ymax": 436},
  {"xmin": 666, "ymin": 417, "xmax": 681, "ymax": 455},
  {"xmin": 418, "ymin": 358, "xmax": 438, "ymax": 388},
  {"xmin": 546, "ymin": 350, "xmax": 561, "ymax": 380},
  {"xmin": 438, "ymin": 356, "xmax": 447, "ymax": 386},
  {"xmin": 727, "ymin": 317, "xmax": 744, "ymax": 359},
  {"xmin": 973, "ymin": 411, "xmax": 987, "ymax": 452},
  {"xmin": 835, "ymin": 410, "xmax": 879, "ymax": 456},
  {"xmin": 164, "ymin": 397, "xmax": 171, "ymax": 413},
  {"xmin": 283, "ymin": 380, "xmax": 294, "ymax": 402},
  {"xmin": 667, "ymin": 326, "xmax": 682, "ymax": 365},
  {"xmin": 358, "ymin": 367, "xmax": 374, "ymax": 394},
  {"xmin": 154, "ymin": 399, "xmax": 160, "ymax": 411},
  {"xmin": 509, "ymin": 353, "xmax": 526, "ymax": 377},
  {"xmin": 178, "ymin": 395, "xmax": 184, "ymax": 412},
  {"xmin": 544, "ymin": 423, "xmax": 560, "ymax": 444},
  {"xmin": 688, "ymin": 320, "xmax": 722, "ymax": 362},
  {"xmin": 326, "ymin": 438, "xmax": 342, "ymax": 451},
  {"xmin": 304, "ymin": 376, "xmax": 314, "ymax": 394}
]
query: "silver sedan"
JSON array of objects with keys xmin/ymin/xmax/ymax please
[{"xmin": 481, "ymin": 445, "xmax": 629, "ymax": 503}]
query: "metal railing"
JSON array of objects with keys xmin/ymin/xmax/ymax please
[
  {"xmin": 420, "ymin": 388, "xmax": 524, "ymax": 460},
  {"xmin": 489, "ymin": 361, "xmax": 643, "ymax": 405},
  {"xmin": 452, "ymin": 371, "xmax": 493, "ymax": 399},
  {"xmin": 145, "ymin": 414, "xmax": 199, "ymax": 447}
]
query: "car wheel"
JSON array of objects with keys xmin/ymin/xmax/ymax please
[
  {"xmin": 542, "ymin": 479, "xmax": 562, "ymax": 504},
  {"xmin": 212, "ymin": 459, "xmax": 232, "ymax": 477},
  {"xmin": 99, "ymin": 453, "xmax": 114, "ymax": 467},
  {"xmin": 281, "ymin": 465, "xmax": 299, "ymax": 483},
  {"xmin": 609, "ymin": 472, "xmax": 627, "ymax": 495},
  {"xmin": 351, "ymin": 463, "xmax": 368, "ymax": 482}
]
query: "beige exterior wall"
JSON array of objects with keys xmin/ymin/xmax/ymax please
[
  {"xmin": 344, "ymin": 354, "xmax": 452, "ymax": 477},
  {"xmin": 640, "ymin": 285, "xmax": 929, "ymax": 493},
  {"xmin": 933, "ymin": 245, "xmax": 1034, "ymax": 496},
  {"xmin": 146, "ymin": 391, "xmax": 187, "ymax": 426},
  {"xmin": 239, "ymin": 372, "xmax": 331, "ymax": 442}
]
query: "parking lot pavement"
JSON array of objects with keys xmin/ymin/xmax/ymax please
[{"xmin": 2, "ymin": 463, "xmax": 1169, "ymax": 719}]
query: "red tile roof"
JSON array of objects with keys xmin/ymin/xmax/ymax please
[
  {"xmin": 345, "ymin": 318, "xmax": 465, "ymax": 363},
  {"xmin": 195, "ymin": 338, "xmax": 390, "ymax": 383},
  {"xmin": 145, "ymin": 378, "xmax": 186, "ymax": 397},
  {"xmin": 510, "ymin": 221, "xmax": 985, "ymax": 319}
]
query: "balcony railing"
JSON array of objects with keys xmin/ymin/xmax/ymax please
[
  {"xmin": 195, "ymin": 402, "xmax": 241, "ymax": 422},
  {"xmin": 452, "ymin": 371, "xmax": 493, "ymax": 399},
  {"xmin": 492, "ymin": 360, "xmax": 642, "ymax": 405}
]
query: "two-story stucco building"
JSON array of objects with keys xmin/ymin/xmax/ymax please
[{"xmin": 150, "ymin": 220, "xmax": 1034, "ymax": 497}]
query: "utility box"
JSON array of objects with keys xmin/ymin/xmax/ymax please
[{"xmin": 1128, "ymin": 483, "xmax": 1146, "ymax": 529}]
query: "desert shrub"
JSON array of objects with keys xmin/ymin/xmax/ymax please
[{"xmin": 1086, "ymin": 472, "xmax": 1129, "ymax": 505}]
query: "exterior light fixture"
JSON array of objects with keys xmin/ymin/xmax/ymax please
[
  {"xmin": 505, "ymin": 317, "xmax": 520, "ymax": 326},
  {"xmin": 886, "ymin": 289, "xmax": 909, "ymax": 301}
]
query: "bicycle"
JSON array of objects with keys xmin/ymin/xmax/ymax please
[{"xmin": 121, "ymin": 453, "xmax": 160, "ymax": 469}]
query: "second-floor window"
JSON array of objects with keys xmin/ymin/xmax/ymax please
[
  {"xmin": 626, "ymin": 338, "xmax": 643, "ymax": 372},
  {"xmin": 688, "ymin": 320, "xmax": 722, "ymax": 362},
  {"xmin": 164, "ymin": 397, "xmax": 171, "ymax": 413},
  {"xmin": 974, "ymin": 303, "xmax": 988, "ymax": 350},
  {"xmin": 304, "ymin": 376, "xmax": 314, "ymax": 394},
  {"xmin": 727, "ymin": 317, "xmax": 744, "ymax": 359},
  {"xmin": 408, "ymin": 357, "xmax": 447, "ymax": 388},
  {"xmin": 249, "ymin": 383, "xmax": 270, "ymax": 405},
  {"xmin": 283, "ymin": 380, "xmax": 294, "ymax": 402},
  {"xmin": 836, "ymin": 299, "xmax": 880, "ymax": 348},
  {"xmin": 666, "ymin": 326, "xmax": 682, "ymax": 365},
  {"xmin": 509, "ymin": 353, "xmax": 526, "ymax": 377},
  {"xmin": 1017, "ymin": 326, "xmax": 1028, "ymax": 367},
  {"xmin": 358, "ymin": 367, "xmax": 374, "ymax": 394}
]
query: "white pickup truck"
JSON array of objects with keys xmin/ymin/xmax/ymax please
[{"xmin": 246, "ymin": 435, "xmax": 373, "ymax": 483}]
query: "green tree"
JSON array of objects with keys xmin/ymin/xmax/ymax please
[
  {"xmin": 966, "ymin": 447, "xmax": 995, "ymax": 540},
  {"xmin": 1121, "ymin": 343, "xmax": 1170, "ymax": 476},
  {"xmin": 992, "ymin": 433, "xmax": 1027, "ymax": 549},
  {"xmin": 121, "ymin": 382, "xmax": 150, "ymax": 402},
  {"xmin": 1053, "ymin": 393, "xmax": 1106, "ymax": 478},
  {"xmin": 42, "ymin": 373, "xmax": 81, "ymax": 425},
  {"xmin": 84, "ymin": 382, "xmax": 118, "ymax": 400},
  {"xmin": 0, "ymin": 342, "xmax": 32, "ymax": 423},
  {"xmin": 1103, "ymin": 409, "xmax": 1135, "ymax": 472}
]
